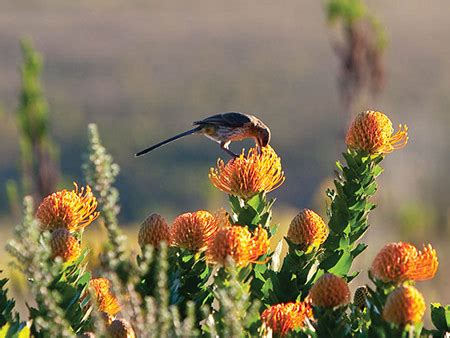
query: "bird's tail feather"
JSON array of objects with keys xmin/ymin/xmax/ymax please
[{"xmin": 135, "ymin": 126, "xmax": 202, "ymax": 157}]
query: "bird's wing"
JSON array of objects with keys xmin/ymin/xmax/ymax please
[{"xmin": 193, "ymin": 112, "xmax": 251, "ymax": 127}]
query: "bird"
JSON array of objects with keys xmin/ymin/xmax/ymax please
[{"xmin": 135, "ymin": 112, "xmax": 271, "ymax": 158}]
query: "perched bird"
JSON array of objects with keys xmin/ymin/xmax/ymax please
[{"xmin": 135, "ymin": 112, "xmax": 271, "ymax": 158}]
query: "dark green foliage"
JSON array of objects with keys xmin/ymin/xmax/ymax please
[
  {"xmin": 428, "ymin": 303, "xmax": 450, "ymax": 337},
  {"xmin": 0, "ymin": 273, "xmax": 18, "ymax": 328}
]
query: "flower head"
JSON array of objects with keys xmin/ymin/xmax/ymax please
[
  {"xmin": 261, "ymin": 300, "xmax": 313, "ymax": 336},
  {"xmin": 107, "ymin": 318, "xmax": 136, "ymax": 338},
  {"xmin": 209, "ymin": 146, "xmax": 285, "ymax": 199},
  {"xmin": 345, "ymin": 111, "xmax": 408, "ymax": 154},
  {"xmin": 353, "ymin": 286, "xmax": 369, "ymax": 310},
  {"xmin": 371, "ymin": 242, "xmax": 438, "ymax": 283},
  {"xmin": 89, "ymin": 278, "xmax": 121, "ymax": 316},
  {"xmin": 383, "ymin": 285, "xmax": 426, "ymax": 325},
  {"xmin": 171, "ymin": 210, "xmax": 218, "ymax": 252},
  {"xmin": 50, "ymin": 228, "xmax": 81, "ymax": 262},
  {"xmin": 36, "ymin": 183, "xmax": 99, "ymax": 232},
  {"xmin": 287, "ymin": 209, "xmax": 329, "ymax": 250},
  {"xmin": 207, "ymin": 225, "xmax": 269, "ymax": 266},
  {"xmin": 309, "ymin": 273, "xmax": 350, "ymax": 308},
  {"xmin": 138, "ymin": 213, "xmax": 171, "ymax": 249}
]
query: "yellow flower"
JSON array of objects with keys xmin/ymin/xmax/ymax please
[
  {"xmin": 107, "ymin": 318, "xmax": 136, "ymax": 338},
  {"xmin": 309, "ymin": 273, "xmax": 350, "ymax": 308},
  {"xmin": 371, "ymin": 242, "xmax": 438, "ymax": 283},
  {"xmin": 207, "ymin": 225, "xmax": 269, "ymax": 266},
  {"xmin": 383, "ymin": 285, "xmax": 426, "ymax": 325},
  {"xmin": 138, "ymin": 213, "xmax": 171, "ymax": 249},
  {"xmin": 345, "ymin": 111, "xmax": 408, "ymax": 154},
  {"xmin": 261, "ymin": 300, "xmax": 313, "ymax": 336},
  {"xmin": 50, "ymin": 228, "xmax": 81, "ymax": 262},
  {"xmin": 89, "ymin": 278, "xmax": 121, "ymax": 316},
  {"xmin": 171, "ymin": 210, "xmax": 218, "ymax": 252},
  {"xmin": 36, "ymin": 183, "xmax": 99, "ymax": 232},
  {"xmin": 209, "ymin": 146, "xmax": 285, "ymax": 199},
  {"xmin": 287, "ymin": 209, "xmax": 329, "ymax": 250}
]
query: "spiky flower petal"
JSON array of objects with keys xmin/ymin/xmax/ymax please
[
  {"xmin": 171, "ymin": 210, "xmax": 218, "ymax": 252},
  {"xmin": 371, "ymin": 242, "xmax": 438, "ymax": 283},
  {"xmin": 138, "ymin": 213, "xmax": 171, "ymax": 249},
  {"xmin": 261, "ymin": 300, "xmax": 313, "ymax": 336},
  {"xmin": 207, "ymin": 225, "xmax": 269, "ymax": 266},
  {"xmin": 209, "ymin": 146, "xmax": 285, "ymax": 199},
  {"xmin": 383, "ymin": 285, "xmax": 426, "ymax": 325},
  {"xmin": 287, "ymin": 209, "xmax": 329, "ymax": 250},
  {"xmin": 50, "ymin": 228, "xmax": 81, "ymax": 262},
  {"xmin": 36, "ymin": 183, "xmax": 99, "ymax": 232},
  {"xmin": 107, "ymin": 318, "xmax": 136, "ymax": 338},
  {"xmin": 346, "ymin": 111, "xmax": 408, "ymax": 154},
  {"xmin": 89, "ymin": 278, "xmax": 121, "ymax": 316},
  {"xmin": 309, "ymin": 273, "xmax": 350, "ymax": 308}
]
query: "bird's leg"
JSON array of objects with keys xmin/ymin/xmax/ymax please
[{"xmin": 220, "ymin": 141, "xmax": 238, "ymax": 158}]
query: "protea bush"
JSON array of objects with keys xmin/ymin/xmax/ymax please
[{"xmin": 1, "ymin": 111, "xmax": 449, "ymax": 337}]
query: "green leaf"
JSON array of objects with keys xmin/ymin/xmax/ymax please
[
  {"xmin": 327, "ymin": 250, "xmax": 352, "ymax": 276},
  {"xmin": 431, "ymin": 303, "xmax": 450, "ymax": 331}
]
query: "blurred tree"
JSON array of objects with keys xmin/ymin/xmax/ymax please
[{"xmin": 15, "ymin": 38, "xmax": 59, "ymax": 202}]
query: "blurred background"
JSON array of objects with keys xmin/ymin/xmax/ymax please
[{"xmin": 0, "ymin": 0, "xmax": 449, "ymax": 313}]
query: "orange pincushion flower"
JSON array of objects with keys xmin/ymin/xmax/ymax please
[
  {"xmin": 383, "ymin": 285, "xmax": 426, "ymax": 325},
  {"xmin": 89, "ymin": 278, "xmax": 121, "ymax": 316},
  {"xmin": 261, "ymin": 300, "xmax": 313, "ymax": 336},
  {"xmin": 50, "ymin": 228, "xmax": 81, "ymax": 262},
  {"xmin": 138, "ymin": 213, "xmax": 171, "ymax": 249},
  {"xmin": 370, "ymin": 242, "xmax": 438, "ymax": 283},
  {"xmin": 345, "ymin": 111, "xmax": 408, "ymax": 154},
  {"xmin": 207, "ymin": 225, "xmax": 269, "ymax": 266},
  {"xmin": 36, "ymin": 183, "xmax": 99, "ymax": 232},
  {"xmin": 107, "ymin": 318, "xmax": 136, "ymax": 338},
  {"xmin": 287, "ymin": 209, "xmax": 329, "ymax": 250},
  {"xmin": 309, "ymin": 273, "xmax": 350, "ymax": 308},
  {"xmin": 209, "ymin": 145, "xmax": 285, "ymax": 199},
  {"xmin": 171, "ymin": 210, "xmax": 218, "ymax": 252}
]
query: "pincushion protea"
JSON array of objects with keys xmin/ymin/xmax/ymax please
[
  {"xmin": 138, "ymin": 213, "xmax": 171, "ymax": 249},
  {"xmin": 371, "ymin": 242, "xmax": 438, "ymax": 283},
  {"xmin": 309, "ymin": 273, "xmax": 350, "ymax": 308},
  {"xmin": 207, "ymin": 225, "xmax": 269, "ymax": 266},
  {"xmin": 383, "ymin": 285, "xmax": 426, "ymax": 325},
  {"xmin": 287, "ymin": 209, "xmax": 329, "ymax": 251},
  {"xmin": 50, "ymin": 228, "xmax": 81, "ymax": 262},
  {"xmin": 89, "ymin": 278, "xmax": 121, "ymax": 316},
  {"xmin": 345, "ymin": 111, "xmax": 408, "ymax": 154},
  {"xmin": 209, "ymin": 145, "xmax": 285, "ymax": 199},
  {"xmin": 36, "ymin": 183, "xmax": 99, "ymax": 232},
  {"xmin": 261, "ymin": 300, "xmax": 313, "ymax": 336},
  {"xmin": 107, "ymin": 318, "xmax": 136, "ymax": 338}
]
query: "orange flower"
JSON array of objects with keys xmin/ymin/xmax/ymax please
[
  {"xmin": 89, "ymin": 278, "xmax": 121, "ymax": 316},
  {"xmin": 261, "ymin": 300, "xmax": 313, "ymax": 336},
  {"xmin": 36, "ymin": 183, "xmax": 99, "ymax": 232},
  {"xmin": 309, "ymin": 273, "xmax": 350, "ymax": 308},
  {"xmin": 287, "ymin": 209, "xmax": 329, "ymax": 250},
  {"xmin": 345, "ymin": 111, "xmax": 408, "ymax": 154},
  {"xmin": 383, "ymin": 285, "xmax": 426, "ymax": 325},
  {"xmin": 209, "ymin": 146, "xmax": 285, "ymax": 199},
  {"xmin": 107, "ymin": 318, "xmax": 136, "ymax": 338},
  {"xmin": 138, "ymin": 213, "xmax": 171, "ymax": 249},
  {"xmin": 50, "ymin": 228, "xmax": 81, "ymax": 262},
  {"xmin": 171, "ymin": 210, "xmax": 218, "ymax": 252},
  {"xmin": 371, "ymin": 242, "xmax": 438, "ymax": 283},
  {"xmin": 207, "ymin": 225, "xmax": 269, "ymax": 266}
]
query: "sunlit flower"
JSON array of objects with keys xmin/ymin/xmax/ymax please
[
  {"xmin": 353, "ymin": 286, "xmax": 369, "ymax": 310},
  {"xmin": 209, "ymin": 145, "xmax": 285, "ymax": 199},
  {"xmin": 287, "ymin": 209, "xmax": 329, "ymax": 250},
  {"xmin": 345, "ymin": 111, "xmax": 408, "ymax": 154},
  {"xmin": 207, "ymin": 225, "xmax": 269, "ymax": 266},
  {"xmin": 36, "ymin": 183, "xmax": 99, "ymax": 232},
  {"xmin": 383, "ymin": 285, "xmax": 426, "ymax": 325},
  {"xmin": 171, "ymin": 210, "xmax": 218, "ymax": 252},
  {"xmin": 309, "ymin": 273, "xmax": 350, "ymax": 308},
  {"xmin": 107, "ymin": 318, "xmax": 136, "ymax": 338},
  {"xmin": 50, "ymin": 228, "xmax": 81, "ymax": 262},
  {"xmin": 138, "ymin": 213, "xmax": 171, "ymax": 249},
  {"xmin": 371, "ymin": 242, "xmax": 438, "ymax": 283},
  {"xmin": 261, "ymin": 300, "xmax": 313, "ymax": 336},
  {"xmin": 89, "ymin": 278, "xmax": 121, "ymax": 316}
]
